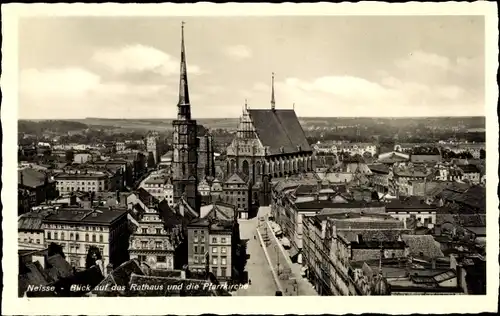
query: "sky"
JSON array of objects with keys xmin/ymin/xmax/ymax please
[{"xmin": 18, "ymin": 16, "xmax": 485, "ymax": 119}]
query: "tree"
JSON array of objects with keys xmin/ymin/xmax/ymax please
[
  {"xmin": 48, "ymin": 242, "xmax": 65, "ymax": 259},
  {"xmin": 85, "ymin": 246, "xmax": 102, "ymax": 269},
  {"xmin": 65, "ymin": 150, "xmax": 75, "ymax": 163}
]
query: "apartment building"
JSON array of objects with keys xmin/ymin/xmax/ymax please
[{"xmin": 42, "ymin": 207, "xmax": 129, "ymax": 269}]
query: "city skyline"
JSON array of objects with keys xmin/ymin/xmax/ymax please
[{"xmin": 19, "ymin": 15, "xmax": 485, "ymax": 119}]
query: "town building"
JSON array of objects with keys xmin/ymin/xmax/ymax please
[
  {"xmin": 74, "ymin": 153, "xmax": 93, "ymax": 164},
  {"xmin": 42, "ymin": 207, "xmax": 129, "ymax": 269},
  {"xmin": 458, "ymin": 164, "xmax": 481, "ymax": 184},
  {"xmin": 140, "ymin": 173, "xmax": 175, "ymax": 206},
  {"xmin": 221, "ymin": 171, "xmax": 253, "ymax": 219},
  {"xmin": 385, "ymin": 196, "xmax": 437, "ymax": 229},
  {"xmin": 301, "ymin": 210, "xmax": 408, "ymax": 295},
  {"xmin": 128, "ymin": 201, "xmax": 176, "ymax": 270},
  {"xmin": 54, "ymin": 171, "xmax": 111, "ymax": 194},
  {"xmin": 18, "ymin": 168, "xmax": 57, "ymax": 215},
  {"xmin": 145, "ymin": 131, "xmax": 161, "ymax": 166},
  {"xmin": 171, "ymin": 24, "xmax": 199, "ymax": 212}
]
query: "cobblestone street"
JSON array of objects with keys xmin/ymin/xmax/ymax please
[{"xmin": 233, "ymin": 207, "xmax": 278, "ymax": 296}]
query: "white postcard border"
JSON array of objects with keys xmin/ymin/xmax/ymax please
[{"xmin": 1, "ymin": 2, "xmax": 498, "ymax": 315}]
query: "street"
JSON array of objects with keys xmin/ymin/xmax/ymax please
[{"xmin": 233, "ymin": 206, "xmax": 278, "ymax": 296}]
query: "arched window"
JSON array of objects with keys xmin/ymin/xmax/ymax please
[
  {"xmin": 61, "ymin": 232, "xmax": 65, "ymax": 240},
  {"xmin": 242, "ymin": 160, "xmax": 249, "ymax": 177},
  {"xmin": 92, "ymin": 234, "xmax": 96, "ymax": 242},
  {"xmin": 256, "ymin": 161, "xmax": 262, "ymax": 175},
  {"xmin": 99, "ymin": 234, "xmax": 104, "ymax": 243},
  {"xmin": 85, "ymin": 233, "xmax": 89, "ymax": 242},
  {"xmin": 70, "ymin": 233, "xmax": 74, "ymax": 240}
]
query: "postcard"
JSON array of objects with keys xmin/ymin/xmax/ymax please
[{"xmin": 2, "ymin": 2, "xmax": 498, "ymax": 315}]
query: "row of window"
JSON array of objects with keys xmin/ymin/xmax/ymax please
[
  {"xmin": 208, "ymin": 255, "xmax": 228, "ymax": 266},
  {"xmin": 141, "ymin": 228, "xmax": 164, "ymax": 235},
  {"xmin": 212, "ymin": 267, "xmax": 228, "ymax": 277},
  {"xmin": 138, "ymin": 241, "xmax": 165, "ymax": 249},
  {"xmin": 137, "ymin": 255, "xmax": 169, "ymax": 263},
  {"xmin": 59, "ymin": 186, "xmax": 103, "ymax": 192},
  {"xmin": 19, "ymin": 238, "xmax": 41, "ymax": 244},
  {"xmin": 46, "ymin": 231, "xmax": 104, "ymax": 243}
]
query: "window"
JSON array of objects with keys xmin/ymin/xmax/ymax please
[
  {"xmin": 201, "ymin": 235, "xmax": 205, "ymax": 242},
  {"xmin": 92, "ymin": 227, "xmax": 96, "ymax": 231},
  {"xmin": 221, "ymin": 238, "xmax": 227, "ymax": 244},
  {"xmin": 221, "ymin": 267, "xmax": 227, "ymax": 277},
  {"xmin": 54, "ymin": 232, "xmax": 58, "ymax": 240},
  {"xmin": 36, "ymin": 239, "xmax": 40, "ymax": 244},
  {"xmin": 142, "ymin": 228, "xmax": 148, "ymax": 234},
  {"xmin": 194, "ymin": 245, "xmax": 198, "ymax": 253},
  {"xmin": 155, "ymin": 241, "xmax": 162, "ymax": 249},
  {"xmin": 141, "ymin": 241, "xmax": 148, "ymax": 248},
  {"xmin": 194, "ymin": 235, "xmax": 199, "ymax": 243},
  {"xmin": 211, "ymin": 267, "xmax": 218, "ymax": 276},
  {"xmin": 75, "ymin": 233, "xmax": 79, "ymax": 241},
  {"xmin": 47, "ymin": 232, "xmax": 51, "ymax": 240},
  {"xmin": 70, "ymin": 233, "xmax": 74, "ymax": 240},
  {"xmin": 194, "ymin": 255, "xmax": 199, "ymax": 264},
  {"xmin": 157, "ymin": 256, "xmax": 166, "ymax": 263},
  {"xmin": 99, "ymin": 235, "xmax": 104, "ymax": 243},
  {"xmin": 100, "ymin": 227, "xmax": 103, "ymax": 232},
  {"xmin": 92, "ymin": 234, "xmax": 96, "ymax": 242},
  {"xmin": 212, "ymin": 247, "xmax": 218, "ymax": 254},
  {"xmin": 221, "ymin": 247, "xmax": 227, "ymax": 254},
  {"xmin": 156, "ymin": 228, "xmax": 162, "ymax": 235},
  {"xmin": 201, "ymin": 246, "xmax": 205, "ymax": 254},
  {"xmin": 212, "ymin": 237, "xmax": 217, "ymax": 243},
  {"xmin": 212, "ymin": 257, "xmax": 218, "ymax": 265},
  {"xmin": 221, "ymin": 257, "xmax": 227, "ymax": 265},
  {"xmin": 139, "ymin": 255, "xmax": 147, "ymax": 262}
]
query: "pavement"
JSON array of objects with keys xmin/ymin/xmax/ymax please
[
  {"xmin": 233, "ymin": 207, "xmax": 278, "ymax": 296},
  {"xmin": 264, "ymin": 219, "xmax": 318, "ymax": 296}
]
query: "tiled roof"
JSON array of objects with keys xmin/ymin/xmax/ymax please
[
  {"xmin": 136, "ymin": 187, "xmax": 158, "ymax": 206},
  {"xmin": 339, "ymin": 230, "xmax": 407, "ymax": 243},
  {"xmin": 401, "ymin": 235, "xmax": 444, "ymax": 259},
  {"xmin": 385, "ymin": 196, "xmax": 436, "ymax": 211},
  {"xmin": 18, "ymin": 213, "xmax": 45, "ymax": 231},
  {"xmin": 248, "ymin": 109, "xmax": 311, "ymax": 155},
  {"xmin": 44, "ymin": 208, "xmax": 127, "ymax": 225},
  {"xmin": 18, "ymin": 168, "xmax": 47, "ymax": 188},
  {"xmin": 90, "ymin": 259, "xmax": 145, "ymax": 296},
  {"xmin": 367, "ymin": 164, "xmax": 390, "ymax": 174},
  {"xmin": 158, "ymin": 200, "xmax": 183, "ymax": 230}
]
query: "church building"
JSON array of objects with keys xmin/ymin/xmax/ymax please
[{"xmin": 225, "ymin": 73, "xmax": 314, "ymax": 190}]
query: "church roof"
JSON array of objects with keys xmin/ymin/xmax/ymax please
[{"xmin": 247, "ymin": 109, "xmax": 311, "ymax": 155}]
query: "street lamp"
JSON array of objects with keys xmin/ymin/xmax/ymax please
[{"xmin": 276, "ymin": 245, "xmax": 280, "ymax": 276}]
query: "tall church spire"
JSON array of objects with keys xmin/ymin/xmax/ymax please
[
  {"xmin": 178, "ymin": 21, "xmax": 191, "ymax": 120},
  {"xmin": 271, "ymin": 72, "xmax": 276, "ymax": 110}
]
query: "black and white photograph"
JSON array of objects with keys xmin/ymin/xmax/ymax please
[{"xmin": 1, "ymin": 2, "xmax": 498, "ymax": 315}]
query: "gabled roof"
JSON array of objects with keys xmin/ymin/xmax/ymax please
[
  {"xmin": 224, "ymin": 170, "xmax": 249, "ymax": 184},
  {"xmin": 247, "ymin": 109, "xmax": 311, "ymax": 155}
]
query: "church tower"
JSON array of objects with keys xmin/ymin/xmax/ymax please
[{"xmin": 171, "ymin": 22, "xmax": 198, "ymax": 212}]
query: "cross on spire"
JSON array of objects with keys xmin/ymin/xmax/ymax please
[{"xmin": 271, "ymin": 72, "xmax": 276, "ymax": 110}]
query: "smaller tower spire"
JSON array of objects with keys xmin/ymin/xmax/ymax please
[{"xmin": 271, "ymin": 72, "xmax": 276, "ymax": 110}]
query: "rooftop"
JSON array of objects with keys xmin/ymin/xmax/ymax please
[{"xmin": 43, "ymin": 208, "xmax": 127, "ymax": 225}]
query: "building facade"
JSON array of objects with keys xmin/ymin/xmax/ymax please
[
  {"xmin": 128, "ymin": 204, "xmax": 176, "ymax": 270},
  {"xmin": 42, "ymin": 208, "xmax": 129, "ymax": 269},
  {"xmin": 54, "ymin": 172, "xmax": 111, "ymax": 194},
  {"xmin": 171, "ymin": 24, "xmax": 199, "ymax": 212},
  {"xmin": 197, "ymin": 133, "xmax": 215, "ymax": 181}
]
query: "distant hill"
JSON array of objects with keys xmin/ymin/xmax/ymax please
[{"xmin": 18, "ymin": 116, "xmax": 485, "ymax": 134}]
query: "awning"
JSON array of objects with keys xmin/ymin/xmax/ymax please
[{"xmin": 281, "ymin": 237, "xmax": 290, "ymax": 248}]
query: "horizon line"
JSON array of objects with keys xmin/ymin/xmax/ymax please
[{"xmin": 19, "ymin": 115, "xmax": 487, "ymax": 120}]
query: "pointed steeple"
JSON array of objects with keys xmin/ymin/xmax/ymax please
[
  {"xmin": 271, "ymin": 72, "xmax": 276, "ymax": 110},
  {"xmin": 177, "ymin": 21, "xmax": 191, "ymax": 120}
]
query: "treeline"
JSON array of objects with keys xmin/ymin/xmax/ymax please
[{"xmin": 18, "ymin": 120, "xmax": 88, "ymax": 134}]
